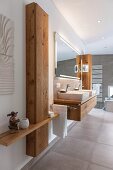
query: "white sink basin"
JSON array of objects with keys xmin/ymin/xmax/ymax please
[
  {"xmin": 81, "ymin": 90, "xmax": 96, "ymax": 96},
  {"xmin": 57, "ymin": 90, "xmax": 89, "ymax": 101}
]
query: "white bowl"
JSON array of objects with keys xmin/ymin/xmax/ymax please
[{"xmin": 19, "ymin": 118, "xmax": 29, "ymax": 129}]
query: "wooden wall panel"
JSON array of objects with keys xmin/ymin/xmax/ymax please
[
  {"xmin": 76, "ymin": 54, "xmax": 92, "ymax": 90},
  {"xmin": 26, "ymin": 124, "xmax": 48, "ymax": 157},
  {"xmin": 36, "ymin": 124, "xmax": 48, "ymax": 155},
  {"xmin": 76, "ymin": 56, "xmax": 81, "ymax": 79},
  {"xmin": 35, "ymin": 5, "xmax": 48, "ymax": 123},
  {"xmin": 26, "ymin": 3, "xmax": 36, "ymax": 124},
  {"xmin": 26, "ymin": 3, "xmax": 48, "ymax": 157},
  {"xmin": 82, "ymin": 54, "xmax": 92, "ymax": 90}
]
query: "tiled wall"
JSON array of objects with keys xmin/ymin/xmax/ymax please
[
  {"xmin": 93, "ymin": 55, "xmax": 113, "ymax": 109},
  {"xmin": 54, "ymin": 77, "xmax": 80, "ymax": 99}
]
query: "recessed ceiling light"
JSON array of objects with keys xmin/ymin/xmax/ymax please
[{"xmin": 97, "ymin": 19, "xmax": 102, "ymax": 23}]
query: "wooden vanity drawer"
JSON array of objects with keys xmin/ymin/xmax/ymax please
[
  {"xmin": 87, "ymin": 96, "xmax": 97, "ymax": 111},
  {"xmin": 81, "ymin": 105, "xmax": 87, "ymax": 118},
  {"xmin": 81, "ymin": 96, "xmax": 97, "ymax": 119},
  {"xmin": 67, "ymin": 106, "xmax": 81, "ymax": 121}
]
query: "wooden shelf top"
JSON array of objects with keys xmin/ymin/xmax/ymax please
[
  {"xmin": 54, "ymin": 95, "xmax": 96, "ymax": 106},
  {"xmin": 0, "ymin": 113, "xmax": 59, "ymax": 146}
]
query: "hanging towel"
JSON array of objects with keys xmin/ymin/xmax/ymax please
[
  {"xmin": 93, "ymin": 84, "xmax": 101, "ymax": 95},
  {"xmin": 52, "ymin": 104, "xmax": 67, "ymax": 138}
]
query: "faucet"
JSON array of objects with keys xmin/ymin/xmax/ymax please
[{"xmin": 66, "ymin": 84, "xmax": 70, "ymax": 92}]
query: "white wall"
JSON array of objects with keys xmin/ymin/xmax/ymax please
[{"xmin": 0, "ymin": 0, "xmax": 85, "ymax": 169}]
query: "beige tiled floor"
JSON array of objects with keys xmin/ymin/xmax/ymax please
[{"xmin": 31, "ymin": 109, "xmax": 113, "ymax": 170}]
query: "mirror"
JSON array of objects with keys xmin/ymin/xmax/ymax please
[{"xmin": 55, "ymin": 32, "xmax": 81, "ymax": 79}]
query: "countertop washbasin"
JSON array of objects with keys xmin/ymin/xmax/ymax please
[
  {"xmin": 57, "ymin": 90, "xmax": 89, "ymax": 101},
  {"xmin": 80, "ymin": 90, "xmax": 96, "ymax": 97}
]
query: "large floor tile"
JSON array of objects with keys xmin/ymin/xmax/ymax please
[
  {"xmin": 100, "ymin": 123, "xmax": 113, "ymax": 132},
  {"xmin": 103, "ymin": 112, "xmax": 113, "ymax": 123},
  {"xmin": 91, "ymin": 143, "xmax": 113, "ymax": 169},
  {"xmin": 31, "ymin": 151, "xmax": 89, "ymax": 170},
  {"xmin": 88, "ymin": 163, "xmax": 112, "ymax": 170},
  {"xmin": 68, "ymin": 126, "xmax": 99, "ymax": 142},
  {"xmin": 77, "ymin": 119, "xmax": 102, "ymax": 130},
  {"xmin": 83, "ymin": 114, "xmax": 104, "ymax": 124},
  {"xmin": 89, "ymin": 109, "xmax": 105, "ymax": 117},
  {"xmin": 82, "ymin": 109, "xmax": 104, "ymax": 123},
  {"xmin": 53, "ymin": 137, "xmax": 95, "ymax": 161},
  {"xmin": 83, "ymin": 115, "xmax": 103, "ymax": 123},
  {"xmin": 97, "ymin": 126, "xmax": 113, "ymax": 146},
  {"xmin": 30, "ymin": 108, "xmax": 113, "ymax": 170},
  {"xmin": 97, "ymin": 134, "xmax": 113, "ymax": 146}
]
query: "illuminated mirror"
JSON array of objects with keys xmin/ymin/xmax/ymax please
[{"xmin": 55, "ymin": 32, "xmax": 81, "ymax": 79}]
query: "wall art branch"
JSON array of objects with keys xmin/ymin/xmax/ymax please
[{"xmin": 0, "ymin": 14, "xmax": 14, "ymax": 94}]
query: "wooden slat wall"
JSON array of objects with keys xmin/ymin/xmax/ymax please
[{"xmin": 26, "ymin": 3, "xmax": 48, "ymax": 157}]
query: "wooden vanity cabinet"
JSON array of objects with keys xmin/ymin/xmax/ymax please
[
  {"xmin": 67, "ymin": 96, "xmax": 96, "ymax": 121},
  {"xmin": 54, "ymin": 95, "xmax": 97, "ymax": 121},
  {"xmin": 26, "ymin": 3, "xmax": 48, "ymax": 157}
]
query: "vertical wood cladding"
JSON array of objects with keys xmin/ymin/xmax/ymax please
[{"xmin": 26, "ymin": 3, "xmax": 48, "ymax": 157}]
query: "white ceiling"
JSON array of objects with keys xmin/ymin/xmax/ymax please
[{"xmin": 52, "ymin": 0, "xmax": 113, "ymax": 55}]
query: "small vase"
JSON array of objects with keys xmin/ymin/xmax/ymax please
[{"xmin": 19, "ymin": 118, "xmax": 29, "ymax": 129}]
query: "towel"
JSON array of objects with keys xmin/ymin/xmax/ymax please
[
  {"xmin": 52, "ymin": 104, "xmax": 67, "ymax": 138},
  {"xmin": 93, "ymin": 84, "xmax": 101, "ymax": 95}
]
